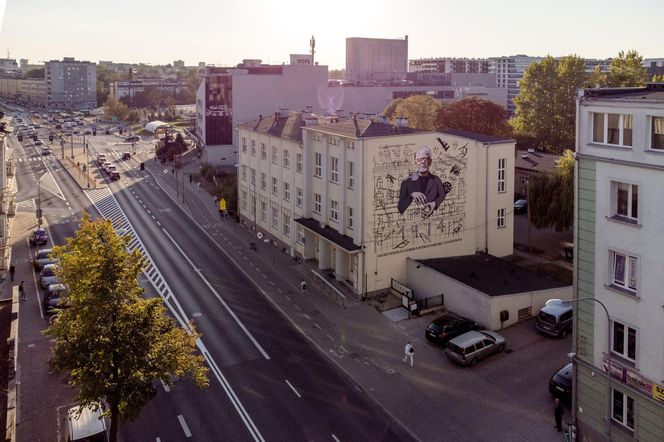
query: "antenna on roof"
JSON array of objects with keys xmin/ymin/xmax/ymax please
[{"xmin": 310, "ymin": 35, "xmax": 316, "ymax": 65}]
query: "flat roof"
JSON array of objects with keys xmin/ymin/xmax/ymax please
[{"xmin": 416, "ymin": 254, "xmax": 569, "ymax": 296}]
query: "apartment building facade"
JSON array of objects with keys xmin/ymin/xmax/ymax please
[
  {"xmin": 45, "ymin": 57, "xmax": 97, "ymax": 110},
  {"xmin": 237, "ymin": 112, "xmax": 515, "ymax": 295},
  {"xmin": 573, "ymin": 84, "xmax": 664, "ymax": 441},
  {"xmin": 409, "ymin": 57, "xmax": 490, "ymax": 74},
  {"xmin": 346, "ymin": 37, "xmax": 408, "ymax": 83},
  {"xmin": 490, "ymin": 55, "xmax": 543, "ymax": 116},
  {"xmin": 0, "ymin": 78, "xmax": 46, "ymax": 106}
]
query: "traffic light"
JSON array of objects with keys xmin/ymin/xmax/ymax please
[
  {"xmin": 189, "ymin": 175, "xmax": 193, "ymax": 183},
  {"xmin": 140, "ymin": 162, "xmax": 145, "ymax": 170},
  {"xmin": 49, "ymin": 135, "xmax": 54, "ymax": 142},
  {"xmin": 17, "ymin": 135, "xmax": 22, "ymax": 141}
]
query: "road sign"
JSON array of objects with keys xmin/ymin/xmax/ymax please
[{"xmin": 257, "ymin": 232, "xmax": 264, "ymax": 240}]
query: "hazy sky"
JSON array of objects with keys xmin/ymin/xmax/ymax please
[{"xmin": 0, "ymin": 0, "xmax": 662, "ymax": 69}]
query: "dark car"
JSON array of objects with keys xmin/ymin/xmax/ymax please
[
  {"xmin": 84, "ymin": 130, "xmax": 92, "ymax": 135},
  {"xmin": 514, "ymin": 199, "xmax": 528, "ymax": 214},
  {"xmin": 30, "ymin": 228, "xmax": 48, "ymax": 247},
  {"xmin": 549, "ymin": 363, "xmax": 573, "ymax": 401},
  {"xmin": 425, "ymin": 313, "xmax": 476, "ymax": 346},
  {"xmin": 55, "ymin": 124, "xmax": 62, "ymax": 129},
  {"xmin": 121, "ymin": 152, "xmax": 131, "ymax": 160},
  {"xmin": 125, "ymin": 135, "xmax": 141, "ymax": 142},
  {"xmin": 33, "ymin": 248, "xmax": 56, "ymax": 271}
]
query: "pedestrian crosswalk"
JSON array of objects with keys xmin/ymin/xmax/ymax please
[{"xmin": 15, "ymin": 198, "xmax": 36, "ymax": 212}]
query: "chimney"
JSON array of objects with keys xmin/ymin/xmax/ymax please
[
  {"xmin": 305, "ymin": 116, "xmax": 318, "ymax": 126},
  {"xmin": 395, "ymin": 117, "xmax": 409, "ymax": 128}
]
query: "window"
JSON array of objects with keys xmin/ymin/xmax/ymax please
[
  {"xmin": 610, "ymin": 250, "xmax": 638, "ymax": 293},
  {"xmin": 271, "ymin": 206, "xmax": 278, "ymax": 228},
  {"xmin": 260, "ymin": 173, "xmax": 266, "ymax": 191},
  {"xmin": 348, "ymin": 206, "xmax": 354, "ymax": 229},
  {"xmin": 241, "ymin": 167, "xmax": 247, "ymax": 181},
  {"xmin": 251, "ymin": 140, "xmax": 256, "ymax": 156},
  {"xmin": 261, "ymin": 143, "xmax": 266, "ymax": 160},
  {"xmin": 497, "ymin": 208, "xmax": 505, "ymax": 228},
  {"xmin": 497, "ymin": 158, "xmax": 506, "ymax": 193},
  {"xmin": 283, "ymin": 182, "xmax": 290, "ymax": 201},
  {"xmin": 612, "ymin": 389, "xmax": 635, "ymax": 431},
  {"xmin": 242, "ymin": 137, "xmax": 247, "ymax": 153},
  {"xmin": 651, "ymin": 116, "xmax": 664, "ymax": 150},
  {"xmin": 611, "ymin": 181, "xmax": 638, "ymax": 222},
  {"xmin": 592, "ymin": 113, "xmax": 633, "ymax": 146},
  {"xmin": 272, "ymin": 177, "xmax": 278, "ymax": 196},
  {"xmin": 241, "ymin": 190, "xmax": 247, "ymax": 209},
  {"xmin": 272, "ymin": 146, "xmax": 278, "ymax": 164},
  {"xmin": 251, "ymin": 169, "xmax": 256, "ymax": 186},
  {"xmin": 314, "ymin": 193, "xmax": 322, "ymax": 214},
  {"xmin": 297, "ymin": 225, "xmax": 305, "ymax": 244},
  {"xmin": 612, "ymin": 320, "xmax": 637, "ymax": 362},
  {"xmin": 260, "ymin": 199, "xmax": 267, "ymax": 222},
  {"xmin": 330, "ymin": 200, "xmax": 338, "ymax": 221},
  {"xmin": 330, "ymin": 157, "xmax": 339, "ymax": 183},
  {"xmin": 296, "ymin": 153, "xmax": 303, "ymax": 173},
  {"xmin": 347, "ymin": 161, "xmax": 355, "ymax": 189},
  {"xmin": 314, "ymin": 152, "xmax": 322, "ymax": 177},
  {"xmin": 283, "ymin": 214, "xmax": 290, "ymax": 236},
  {"xmin": 283, "ymin": 150, "xmax": 290, "ymax": 168},
  {"xmin": 296, "ymin": 187, "xmax": 303, "ymax": 207}
]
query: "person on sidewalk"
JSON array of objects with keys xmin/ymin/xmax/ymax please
[
  {"xmin": 300, "ymin": 279, "xmax": 307, "ymax": 293},
  {"xmin": 554, "ymin": 398, "xmax": 564, "ymax": 432},
  {"xmin": 19, "ymin": 280, "xmax": 26, "ymax": 301},
  {"xmin": 403, "ymin": 341, "xmax": 414, "ymax": 367},
  {"xmin": 9, "ymin": 264, "xmax": 15, "ymax": 281}
]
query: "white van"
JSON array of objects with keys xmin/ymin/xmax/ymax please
[
  {"xmin": 96, "ymin": 154, "xmax": 107, "ymax": 165},
  {"xmin": 64, "ymin": 404, "xmax": 108, "ymax": 441}
]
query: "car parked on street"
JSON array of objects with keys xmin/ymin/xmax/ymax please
[
  {"xmin": 33, "ymin": 248, "xmax": 56, "ymax": 271},
  {"xmin": 40, "ymin": 264, "xmax": 60, "ymax": 289},
  {"xmin": 445, "ymin": 330, "xmax": 506, "ymax": 366},
  {"xmin": 121, "ymin": 152, "xmax": 131, "ymax": 160},
  {"xmin": 514, "ymin": 199, "xmax": 528, "ymax": 214},
  {"xmin": 425, "ymin": 313, "xmax": 476, "ymax": 346},
  {"xmin": 125, "ymin": 135, "xmax": 141, "ymax": 142},
  {"xmin": 41, "ymin": 147, "xmax": 51, "ymax": 155},
  {"xmin": 549, "ymin": 363, "xmax": 573, "ymax": 402},
  {"xmin": 30, "ymin": 228, "xmax": 48, "ymax": 247},
  {"xmin": 43, "ymin": 283, "xmax": 69, "ymax": 317}
]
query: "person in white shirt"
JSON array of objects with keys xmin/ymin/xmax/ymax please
[{"xmin": 403, "ymin": 341, "xmax": 414, "ymax": 367}]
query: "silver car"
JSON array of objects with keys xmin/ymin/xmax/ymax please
[
  {"xmin": 445, "ymin": 330, "xmax": 506, "ymax": 366},
  {"xmin": 40, "ymin": 264, "xmax": 60, "ymax": 289},
  {"xmin": 33, "ymin": 248, "xmax": 56, "ymax": 271}
]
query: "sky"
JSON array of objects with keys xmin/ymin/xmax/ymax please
[{"xmin": 0, "ymin": 0, "xmax": 662, "ymax": 69}]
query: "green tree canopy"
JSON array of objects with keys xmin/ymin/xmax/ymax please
[
  {"xmin": 392, "ymin": 95, "xmax": 441, "ymax": 130},
  {"xmin": 526, "ymin": 149, "xmax": 574, "ymax": 231},
  {"xmin": 512, "ymin": 55, "xmax": 586, "ymax": 153},
  {"xmin": 45, "ymin": 214, "xmax": 208, "ymax": 442},
  {"xmin": 606, "ymin": 50, "xmax": 648, "ymax": 87},
  {"xmin": 586, "ymin": 65, "xmax": 608, "ymax": 88},
  {"xmin": 103, "ymin": 97, "xmax": 129, "ymax": 121},
  {"xmin": 436, "ymin": 97, "xmax": 512, "ymax": 137},
  {"xmin": 652, "ymin": 74, "xmax": 664, "ymax": 83},
  {"xmin": 382, "ymin": 98, "xmax": 403, "ymax": 121},
  {"xmin": 24, "ymin": 67, "xmax": 45, "ymax": 79}
]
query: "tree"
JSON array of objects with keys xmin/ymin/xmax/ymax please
[
  {"xmin": 25, "ymin": 67, "xmax": 45, "ymax": 79},
  {"xmin": 526, "ymin": 149, "xmax": 574, "ymax": 231},
  {"xmin": 606, "ymin": 50, "xmax": 647, "ymax": 87},
  {"xmin": 329, "ymin": 68, "xmax": 346, "ymax": 80},
  {"xmin": 512, "ymin": 55, "xmax": 587, "ymax": 153},
  {"xmin": 45, "ymin": 215, "xmax": 209, "ymax": 442},
  {"xmin": 393, "ymin": 95, "xmax": 441, "ymax": 130},
  {"xmin": 103, "ymin": 97, "xmax": 129, "ymax": 121},
  {"xmin": 436, "ymin": 97, "xmax": 511, "ymax": 137},
  {"xmin": 382, "ymin": 98, "xmax": 403, "ymax": 121},
  {"xmin": 127, "ymin": 109, "xmax": 140, "ymax": 124},
  {"xmin": 652, "ymin": 74, "xmax": 664, "ymax": 83},
  {"xmin": 586, "ymin": 65, "xmax": 608, "ymax": 88}
]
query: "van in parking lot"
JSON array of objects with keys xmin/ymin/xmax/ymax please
[
  {"xmin": 445, "ymin": 330, "xmax": 506, "ymax": 366},
  {"xmin": 535, "ymin": 299, "xmax": 573, "ymax": 338}
]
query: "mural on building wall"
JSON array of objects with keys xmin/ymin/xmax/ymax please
[{"xmin": 373, "ymin": 137, "xmax": 467, "ymax": 257}]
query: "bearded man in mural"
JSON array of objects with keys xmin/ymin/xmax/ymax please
[{"xmin": 397, "ymin": 146, "xmax": 451, "ymax": 219}]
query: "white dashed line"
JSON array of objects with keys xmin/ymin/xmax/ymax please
[
  {"xmin": 304, "ymin": 314, "xmax": 311, "ymax": 320},
  {"xmin": 161, "ymin": 380, "xmax": 171, "ymax": 392},
  {"xmin": 313, "ymin": 323, "xmax": 322, "ymax": 330},
  {"xmin": 332, "ymin": 434, "xmax": 341, "ymax": 442},
  {"xmin": 326, "ymin": 334, "xmax": 335, "ymax": 341},
  {"xmin": 294, "ymin": 304, "xmax": 301, "ymax": 311},
  {"xmin": 285, "ymin": 380, "xmax": 302, "ymax": 398},
  {"xmin": 177, "ymin": 415, "xmax": 192, "ymax": 437}
]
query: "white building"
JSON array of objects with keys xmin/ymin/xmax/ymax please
[
  {"xmin": 45, "ymin": 57, "xmax": 97, "ymax": 110},
  {"xmin": 237, "ymin": 112, "xmax": 515, "ymax": 295},
  {"xmin": 573, "ymin": 83, "xmax": 664, "ymax": 441},
  {"xmin": 346, "ymin": 37, "xmax": 408, "ymax": 83},
  {"xmin": 0, "ymin": 115, "xmax": 16, "ymax": 269},
  {"xmin": 195, "ymin": 60, "xmax": 328, "ymax": 165},
  {"xmin": 409, "ymin": 57, "xmax": 490, "ymax": 74}
]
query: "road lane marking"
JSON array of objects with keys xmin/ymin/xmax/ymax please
[
  {"xmin": 314, "ymin": 323, "xmax": 321, "ymax": 330},
  {"xmin": 285, "ymin": 380, "xmax": 302, "ymax": 398},
  {"xmin": 162, "ymin": 228, "xmax": 270, "ymax": 360},
  {"xmin": 160, "ymin": 380, "xmax": 170, "ymax": 392},
  {"xmin": 177, "ymin": 415, "xmax": 192, "ymax": 437},
  {"xmin": 332, "ymin": 434, "xmax": 341, "ymax": 442}
]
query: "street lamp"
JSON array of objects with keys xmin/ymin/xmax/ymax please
[{"xmin": 563, "ymin": 297, "xmax": 612, "ymax": 441}]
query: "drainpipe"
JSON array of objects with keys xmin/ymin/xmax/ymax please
[{"xmin": 485, "ymin": 142, "xmax": 489, "ymax": 254}]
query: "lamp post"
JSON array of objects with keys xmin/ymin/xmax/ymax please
[{"xmin": 563, "ymin": 297, "xmax": 612, "ymax": 441}]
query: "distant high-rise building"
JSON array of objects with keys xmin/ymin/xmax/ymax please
[
  {"xmin": 490, "ymin": 55, "xmax": 543, "ymax": 115},
  {"xmin": 173, "ymin": 60, "xmax": 185, "ymax": 68},
  {"xmin": 644, "ymin": 58, "xmax": 664, "ymax": 78},
  {"xmin": 346, "ymin": 36, "xmax": 408, "ymax": 83},
  {"xmin": 409, "ymin": 57, "xmax": 490, "ymax": 74},
  {"xmin": 45, "ymin": 57, "xmax": 97, "ymax": 110}
]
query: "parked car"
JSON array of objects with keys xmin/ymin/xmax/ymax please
[
  {"xmin": 84, "ymin": 130, "xmax": 92, "ymax": 135},
  {"xmin": 41, "ymin": 147, "xmax": 51, "ymax": 155},
  {"xmin": 55, "ymin": 124, "xmax": 62, "ymax": 129},
  {"xmin": 121, "ymin": 152, "xmax": 131, "ymax": 160},
  {"xmin": 549, "ymin": 363, "xmax": 573, "ymax": 402},
  {"xmin": 514, "ymin": 199, "xmax": 528, "ymax": 214},
  {"xmin": 106, "ymin": 165, "xmax": 117, "ymax": 175},
  {"xmin": 445, "ymin": 330, "xmax": 506, "ymax": 366},
  {"xmin": 535, "ymin": 299, "xmax": 573, "ymax": 338},
  {"xmin": 43, "ymin": 283, "xmax": 69, "ymax": 316},
  {"xmin": 425, "ymin": 313, "xmax": 476, "ymax": 346},
  {"xmin": 35, "ymin": 139, "xmax": 43, "ymax": 145},
  {"xmin": 101, "ymin": 161, "xmax": 112, "ymax": 172},
  {"xmin": 125, "ymin": 135, "xmax": 141, "ymax": 142},
  {"xmin": 109, "ymin": 170, "xmax": 120, "ymax": 181},
  {"xmin": 40, "ymin": 264, "xmax": 60, "ymax": 289},
  {"xmin": 33, "ymin": 248, "xmax": 55, "ymax": 271},
  {"xmin": 30, "ymin": 228, "xmax": 48, "ymax": 247}
]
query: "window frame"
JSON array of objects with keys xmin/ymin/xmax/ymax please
[
  {"xmin": 609, "ymin": 250, "xmax": 638, "ymax": 295},
  {"xmin": 272, "ymin": 177, "xmax": 278, "ymax": 196},
  {"xmin": 347, "ymin": 161, "xmax": 355, "ymax": 189},
  {"xmin": 497, "ymin": 158, "xmax": 506, "ymax": 193},
  {"xmin": 330, "ymin": 200, "xmax": 339, "ymax": 222},
  {"xmin": 611, "ymin": 181, "xmax": 638, "ymax": 223},
  {"xmin": 314, "ymin": 152, "xmax": 322, "ymax": 177},
  {"xmin": 592, "ymin": 112, "xmax": 633, "ymax": 147},
  {"xmin": 347, "ymin": 206, "xmax": 354, "ymax": 229},
  {"xmin": 296, "ymin": 153, "xmax": 303, "ymax": 173},
  {"xmin": 260, "ymin": 172, "xmax": 266, "ymax": 191},
  {"xmin": 497, "ymin": 208, "xmax": 506, "ymax": 228},
  {"xmin": 283, "ymin": 150, "xmax": 290, "ymax": 168},
  {"xmin": 650, "ymin": 115, "xmax": 664, "ymax": 150},
  {"xmin": 612, "ymin": 388, "xmax": 635, "ymax": 431},
  {"xmin": 261, "ymin": 143, "xmax": 266, "ymax": 160},
  {"xmin": 611, "ymin": 319, "xmax": 637, "ymax": 363},
  {"xmin": 330, "ymin": 156, "xmax": 339, "ymax": 183},
  {"xmin": 242, "ymin": 137, "xmax": 247, "ymax": 153},
  {"xmin": 283, "ymin": 182, "xmax": 290, "ymax": 201},
  {"xmin": 314, "ymin": 193, "xmax": 322, "ymax": 214},
  {"xmin": 296, "ymin": 187, "xmax": 303, "ymax": 207}
]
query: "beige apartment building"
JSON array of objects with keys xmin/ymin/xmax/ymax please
[
  {"xmin": 237, "ymin": 112, "xmax": 515, "ymax": 296},
  {"xmin": 0, "ymin": 78, "xmax": 46, "ymax": 106}
]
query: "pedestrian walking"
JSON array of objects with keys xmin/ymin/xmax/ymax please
[
  {"xmin": 554, "ymin": 398, "xmax": 564, "ymax": 432},
  {"xmin": 300, "ymin": 279, "xmax": 307, "ymax": 293},
  {"xmin": 403, "ymin": 341, "xmax": 414, "ymax": 367},
  {"xmin": 19, "ymin": 280, "xmax": 26, "ymax": 301},
  {"xmin": 9, "ymin": 264, "xmax": 15, "ymax": 281}
]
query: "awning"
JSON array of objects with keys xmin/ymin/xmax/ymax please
[
  {"xmin": 144, "ymin": 120, "xmax": 170, "ymax": 133},
  {"xmin": 295, "ymin": 218, "xmax": 362, "ymax": 252}
]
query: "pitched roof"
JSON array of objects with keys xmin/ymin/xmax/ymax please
[
  {"xmin": 238, "ymin": 112, "xmax": 304, "ymax": 142},
  {"xmin": 438, "ymin": 128, "xmax": 513, "ymax": 144},
  {"xmin": 514, "ymin": 149, "xmax": 560, "ymax": 173},
  {"xmin": 306, "ymin": 119, "xmax": 424, "ymax": 139}
]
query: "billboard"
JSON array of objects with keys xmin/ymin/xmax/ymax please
[{"xmin": 205, "ymin": 73, "xmax": 233, "ymax": 145}]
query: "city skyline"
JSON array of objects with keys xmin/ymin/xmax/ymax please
[{"xmin": 0, "ymin": 0, "xmax": 662, "ymax": 69}]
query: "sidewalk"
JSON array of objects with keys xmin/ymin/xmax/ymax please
[{"xmin": 136, "ymin": 154, "xmax": 566, "ymax": 442}]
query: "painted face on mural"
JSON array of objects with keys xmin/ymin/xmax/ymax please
[{"xmin": 415, "ymin": 147, "xmax": 432, "ymax": 175}]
